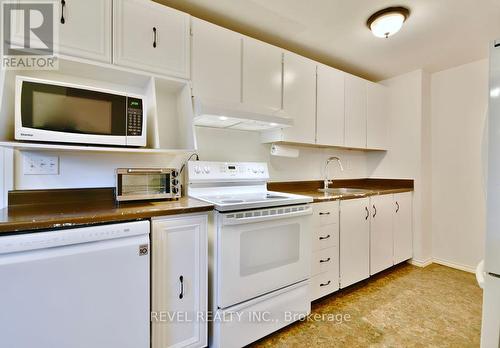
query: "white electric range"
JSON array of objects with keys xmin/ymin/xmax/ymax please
[{"xmin": 188, "ymin": 161, "xmax": 313, "ymax": 348}]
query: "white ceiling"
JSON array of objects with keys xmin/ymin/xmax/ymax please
[{"xmin": 156, "ymin": 0, "xmax": 500, "ymax": 81}]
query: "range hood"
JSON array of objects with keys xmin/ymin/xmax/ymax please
[{"xmin": 192, "ymin": 97, "xmax": 293, "ymax": 131}]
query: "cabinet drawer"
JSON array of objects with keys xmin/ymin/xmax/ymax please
[
  {"xmin": 312, "ymin": 247, "xmax": 338, "ymax": 276},
  {"xmin": 313, "ymin": 201, "xmax": 339, "ymax": 226},
  {"xmin": 311, "ymin": 270, "xmax": 339, "ymax": 301},
  {"xmin": 313, "ymin": 224, "xmax": 338, "ymax": 251}
]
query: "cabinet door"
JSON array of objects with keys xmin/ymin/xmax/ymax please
[
  {"xmin": 55, "ymin": 0, "xmax": 111, "ymax": 62},
  {"xmin": 393, "ymin": 192, "xmax": 413, "ymax": 264},
  {"xmin": 281, "ymin": 53, "xmax": 316, "ymax": 144},
  {"xmin": 151, "ymin": 215, "xmax": 208, "ymax": 348},
  {"xmin": 114, "ymin": 0, "xmax": 190, "ymax": 78},
  {"xmin": 340, "ymin": 198, "xmax": 370, "ymax": 288},
  {"xmin": 191, "ymin": 18, "xmax": 241, "ymax": 103},
  {"xmin": 316, "ymin": 64, "xmax": 345, "ymax": 146},
  {"xmin": 242, "ymin": 37, "xmax": 282, "ymax": 111},
  {"xmin": 345, "ymin": 74, "xmax": 367, "ymax": 149},
  {"xmin": 367, "ymin": 82, "xmax": 389, "ymax": 150},
  {"xmin": 370, "ymin": 194, "xmax": 394, "ymax": 275}
]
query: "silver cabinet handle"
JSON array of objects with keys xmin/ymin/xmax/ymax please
[
  {"xmin": 365, "ymin": 206, "xmax": 369, "ymax": 220},
  {"xmin": 320, "ymin": 280, "xmax": 331, "ymax": 287},
  {"xmin": 153, "ymin": 27, "xmax": 157, "ymax": 48},
  {"xmin": 319, "ymin": 257, "xmax": 331, "ymax": 263},
  {"xmin": 372, "ymin": 204, "xmax": 377, "ymax": 218},
  {"xmin": 179, "ymin": 275, "xmax": 184, "ymax": 299},
  {"xmin": 396, "ymin": 201, "xmax": 400, "ymax": 213},
  {"xmin": 319, "ymin": 212, "xmax": 330, "ymax": 215},
  {"xmin": 319, "ymin": 234, "xmax": 331, "ymax": 240}
]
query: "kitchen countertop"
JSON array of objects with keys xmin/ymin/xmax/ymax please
[
  {"xmin": 0, "ymin": 196, "xmax": 214, "ymax": 234},
  {"xmin": 0, "ymin": 179, "xmax": 413, "ymax": 234},
  {"xmin": 268, "ymin": 179, "xmax": 414, "ymax": 203},
  {"xmin": 283, "ymin": 187, "xmax": 413, "ymax": 203}
]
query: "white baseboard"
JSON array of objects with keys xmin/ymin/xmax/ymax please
[
  {"xmin": 432, "ymin": 258, "xmax": 475, "ymax": 274},
  {"xmin": 407, "ymin": 257, "xmax": 476, "ymax": 273},
  {"xmin": 408, "ymin": 258, "xmax": 433, "ymax": 268}
]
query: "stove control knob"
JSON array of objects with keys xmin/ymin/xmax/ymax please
[
  {"xmin": 172, "ymin": 187, "xmax": 179, "ymax": 194},
  {"xmin": 171, "ymin": 170, "xmax": 179, "ymax": 178},
  {"xmin": 260, "ymin": 169, "xmax": 265, "ymax": 174},
  {"xmin": 194, "ymin": 166, "xmax": 201, "ymax": 174},
  {"xmin": 172, "ymin": 179, "xmax": 179, "ymax": 186},
  {"xmin": 204, "ymin": 166, "xmax": 210, "ymax": 174},
  {"xmin": 252, "ymin": 168, "xmax": 258, "ymax": 174}
]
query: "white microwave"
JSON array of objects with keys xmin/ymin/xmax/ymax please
[{"xmin": 15, "ymin": 76, "xmax": 147, "ymax": 147}]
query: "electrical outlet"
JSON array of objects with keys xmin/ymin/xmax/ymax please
[{"xmin": 23, "ymin": 153, "xmax": 59, "ymax": 175}]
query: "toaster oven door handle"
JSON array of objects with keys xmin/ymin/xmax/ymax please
[{"xmin": 126, "ymin": 169, "xmax": 165, "ymax": 174}]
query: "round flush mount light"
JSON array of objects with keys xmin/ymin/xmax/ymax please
[{"xmin": 367, "ymin": 7, "xmax": 410, "ymax": 38}]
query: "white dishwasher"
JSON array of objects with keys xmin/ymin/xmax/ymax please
[{"xmin": 0, "ymin": 220, "xmax": 150, "ymax": 348}]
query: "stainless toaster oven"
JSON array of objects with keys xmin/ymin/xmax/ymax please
[{"xmin": 116, "ymin": 168, "xmax": 180, "ymax": 202}]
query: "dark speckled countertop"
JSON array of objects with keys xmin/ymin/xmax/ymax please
[
  {"xmin": 285, "ymin": 187, "xmax": 413, "ymax": 202},
  {"xmin": 0, "ymin": 195, "xmax": 213, "ymax": 234},
  {"xmin": 0, "ymin": 179, "xmax": 412, "ymax": 234},
  {"xmin": 268, "ymin": 179, "xmax": 414, "ymax": 203}
]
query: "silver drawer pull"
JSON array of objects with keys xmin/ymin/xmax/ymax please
[
  {"xmin": 319, "ymin": 257, "xmax": 331, "ymax": 263},
  {"xmin": 319, "ymin": 234, "xmax": 330, "ymax": 240},
  {"xmin": 320, "ymin": 280, "xmax": 331, "ymax": 287},
  {"xmin": 319, "ymin": 212, "xmax": 330, "ymax": 215}
]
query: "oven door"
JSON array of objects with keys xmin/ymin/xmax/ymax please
[
  {"xmin": 216, "ymin": 204, "xmax": 312, "ymax": 309},
  {"xmin": 15, "ymin": 77, "xmax": 133, "ymax": 146}
]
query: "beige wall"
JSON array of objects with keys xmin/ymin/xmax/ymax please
[
  {"xmin": 430, "ymin": 59, "xmax": 488, "ymax": 271},
  {"xmin": 195, "ymin": 126, "xmax": 369, "ymax": 182}
]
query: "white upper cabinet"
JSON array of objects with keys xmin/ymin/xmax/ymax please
[
  {"xmin": 279, "ymin": 52, "xmax": 316, "ymax": 144},
  {"xmin": 191, "ymin": 18, "xmax": 242, "ymax": 103},
  {"xmin": 344, "ymin": 74, "xmax": 367, "ymax": 149},
  {"xmin": 367, "ymin": 82, "xmax": 389, "ymax": 150},
  {"xmin": 242, "ymin": 37, "xmax": 283, "ymax": 111},
  {"xmin": 316, "ymin": 64, "xmax": 345, "ymax": 146},
  {"xmin": 113, "ymin": 0, "xmax": 190, "ymax": 78},
  {"xmin": 370, "ymin": 194, "xmax": 394, "ymax": 275},
  {"xmin": 393, "ymin": 192, "xmax": 413, "ymax": 264},
  {"xmin": 55, "ymin": 0, "xmax": 112, "ymax": 63}
]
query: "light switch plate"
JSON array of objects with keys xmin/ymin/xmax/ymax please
[{"xmin": 23, "ymin": 153, "xmax": 59, "ymax": 175}]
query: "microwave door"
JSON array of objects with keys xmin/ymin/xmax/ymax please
[{"xmin": 15, "ymin": 78, "xmax": 130, "ymax": 146}]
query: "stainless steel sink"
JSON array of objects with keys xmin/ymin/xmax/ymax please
[{"xmin": 317, "ymin": 187, "xmax": 371, "ymax": 195}]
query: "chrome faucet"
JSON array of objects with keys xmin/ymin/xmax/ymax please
[{"xmin": 323, "ymin": 156, "xmax": 344, "ymax": 190}]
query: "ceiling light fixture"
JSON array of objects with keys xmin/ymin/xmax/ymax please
[{"xmin": 367, "ymin": 7, "xmax": 410, "ymax": 38}]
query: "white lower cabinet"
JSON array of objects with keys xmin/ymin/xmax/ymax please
[
  {"xmin": 312, "ymin": 193, "xmax": 412, "ymax": 295},
  {"xmin": 393, "ymin": 192, "xmax": 413, "ymax": 264},
  {"xmin": 310, "ymin": 201, "xmax": 340, "ymax": 300},
  {"xmin": 339, "ymin": 198, "xmax": 370, "ymax": 288},
  {"xmin": 370, "ymin": 194, "xmax": 395, "ymax": 275},
  {"xmin": 151, "ymin": 214, "xmax": 208, "ymax": 348}
]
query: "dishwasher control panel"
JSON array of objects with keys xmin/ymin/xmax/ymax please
[{"xmin": 0, "ymin": 221, "xmax": 150, "ymax": 254}]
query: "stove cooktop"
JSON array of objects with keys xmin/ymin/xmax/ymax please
[{"xmin": 193, "ymin": 191, "xmax": 313, "ymax": 212}]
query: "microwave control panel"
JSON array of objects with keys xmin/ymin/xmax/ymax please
[{"xmin": 127, "ymin": 97, "xmax": 143, "ymax": 136}]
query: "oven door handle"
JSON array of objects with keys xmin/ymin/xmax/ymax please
[
  {"xmin": 125, "ymin": 168, "xmax": 165, "ymax": 174},
  {"xmin": 222, "ymin": 205, "xmax": 313, "ymax": 225}
]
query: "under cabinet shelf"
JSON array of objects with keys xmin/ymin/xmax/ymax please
[{"xmin": 0, "ymin": 141, "xmax": 194, "ymax": 155}]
